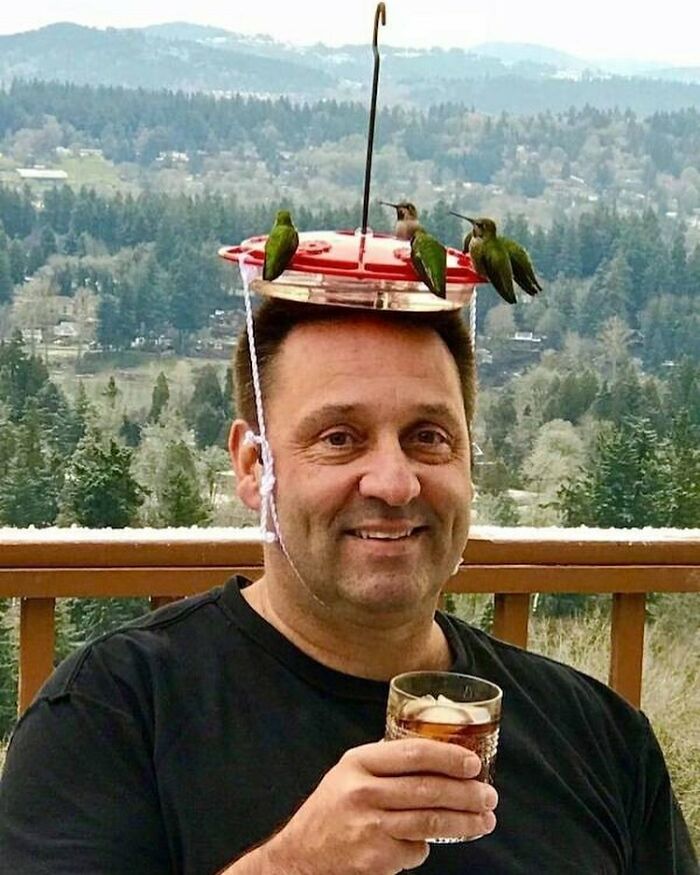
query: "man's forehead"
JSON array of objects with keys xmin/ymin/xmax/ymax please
[
  {"xmin": 280, "ymin": 314, "xmax": 451, "ymax": 361},
  {"xmin": 268, "ymin": 315, "xmax": 463, "ymax": 408}
]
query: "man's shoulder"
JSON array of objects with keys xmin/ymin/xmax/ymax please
[{"xmin": 37, "ymin": 583, "xmax": 232, "ymax": 706}]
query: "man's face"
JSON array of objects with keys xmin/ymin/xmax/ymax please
[{"xmin": 257, "ymin": 316, "xmax": 471, "ymax": 619}]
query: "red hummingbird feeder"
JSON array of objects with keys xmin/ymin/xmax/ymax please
[
  {"xmin": 218, "ymin": 3, "xmax": 484, "ymax": 313},
  {"xmin": 219, "ymin": 229, "xmax": 481, "ymax": 311}
]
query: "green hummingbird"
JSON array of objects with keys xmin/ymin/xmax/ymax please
[
  {"xmin": 411, "ymin": 226, "xmax": 447, "ymax": 299},
  {"xmin": 449, "ymin": 212, "xmax": 542, "ymax": 304},
  {"xmin": 380, "ymin": 200, "xmax": 421, "ymax": 241},
  {"xmin": 263, "ymin": 210, "xmax": 299, "ymax": 281}
]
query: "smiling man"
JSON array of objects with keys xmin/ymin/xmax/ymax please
[
  {"xmin": 0, "ymin": 298, "xmax": 696, "ymax": 874},
  {"xmin": 231, "ymin": 311, "xmax": 472, "ymax": 672}
]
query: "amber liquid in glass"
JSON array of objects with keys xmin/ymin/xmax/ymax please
[{"xmin": 391, "ymin": 716, "xmax": 499, "ymax": 783}]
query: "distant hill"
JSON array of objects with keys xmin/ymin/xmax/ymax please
[
  {"xmin": 650, "ymin": 66, "xmax": 700, "ymax": 84},
  {"xmin": 1, "ymin": 22, "xmax": 700, "ymax": 113},
  {"xmin": 140, "ymin": 22, "xmax": 236, "ymax": 42},
  {"xmin": 0, "ymin": 22, "xmax": 334, "ymax": 96},
  {"xmin": 469, "ymin": 41, "xmax": 588, "ymax": 70}
]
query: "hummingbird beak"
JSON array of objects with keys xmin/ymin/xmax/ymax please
[
  {"xmin": 449, "ymin": 211, "xmax": 475, "ymax": 224},
  {"xmin": 380, "ymin": 201, "xmax": 399, "ymax": 208}
]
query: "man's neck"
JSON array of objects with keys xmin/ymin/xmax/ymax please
[{"xmin": 241, "ymin": 576, "xmax": 453, "ymax": 681}]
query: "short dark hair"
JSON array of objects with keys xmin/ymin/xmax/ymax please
[{"xmin": 234, "ymin": 298, "xmax": 476, "ymax": 428}]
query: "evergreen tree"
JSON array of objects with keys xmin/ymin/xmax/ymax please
[
  {"xmin": 8, "ymin": 239, "xmax": 26, "ymax": 285},
  {"xmin": 59, "ymin": 429, "xmax": 144, "ymax": 528},
  {"xmin": 223, "ymin": 366, "xmax": 235, "ymax": 420},
  {"xmin": 0, "ymin": 225, "xmax": 13, "ymax": 304},
  {"xmin": 668, "ymin": 225, "xmax": 689, "ymax": 294},
  {"xmin": 661, "ymin": 414, "xmax": 700, "ymax": 527},
  {"xmin": 558, "ymin": 417, "xmax": 673, "ymax": 527},
  {"xmin": 583, "ymin": 248, "xmax": 633, "ymax": 332},
  {"xmin": 0, "ymin": 404, "xmax": 61, "ymax": 527},
  {"xmin": 35, "ymin": 381, "xmax": 85, "ymax": 456},
  {"xmin": 102, "ymin": 375, "xmax": 120, "ymax": 408},
  {"xmin": 0, "ymin": 331, "xmax": 50, "ymax": 421},
  {"xmin": 119, "ymin": 414, "xmax": 142, "ymax": 448},
  {"xmin": 187, "ymin": 365, "xmax": 225, "ymax": 448},
  {"xmin": 193, "ymin": 402, "xmax": 225, "ymax": 449},
  {"xmin": 148, "ymin": 372, "xmax": 170, "ymax": 423},
  {"xmin": 159, "ymin": 440, "xmax": 210, "ymax": 526}
]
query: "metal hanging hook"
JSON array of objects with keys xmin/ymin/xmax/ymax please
[{"xmin": 361, "ymin": 3, "xmax": 387, "ymax": 235}]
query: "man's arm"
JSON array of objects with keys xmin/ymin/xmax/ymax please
[
  {"xmin": 629, "ymin": 717, "xmax": 697, "ymax": 873},
  {"xmin": 0, "ymin": 694, "xmax": 171, "ymax": 874}
]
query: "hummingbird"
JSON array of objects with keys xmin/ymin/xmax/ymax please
[
  {"xmin": 263, "ymin": 210, "xmax": 299, "ymax": 281},
  {"xmin": 449, "ymin": 212, "xmax": 542, "ymax": 304},
  {"xmin": 410, "ymin": 226, "xmax": 447, "ymax": 299},
  {"xmin": 380, "ymin": 201, "xmax": 421, "ymax": 241}
]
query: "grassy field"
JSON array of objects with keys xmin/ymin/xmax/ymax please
[
  {"xmin": 56, "ymin": 154, "xmax": 132, "ymax": 193},
  {"xmin": 46, "ymin": 347, "xmax": 231, "ymax": 413},
  {"xmin": 0, "ymin": 153, "xmax": 132, "ymax": 194}
]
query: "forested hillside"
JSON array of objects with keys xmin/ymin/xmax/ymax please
[{"xmin": 0, "ymin": 80, "xmax": 697, "ymax": 541}]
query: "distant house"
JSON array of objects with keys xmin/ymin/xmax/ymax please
[
  {"xmin": 21, "ymin": 328, "xmax": 43, "ymax": 344},
  {"xmin": 16, "ymin": 168, "xmax": 68, "ymax": 182},
  {"xmin": 512, "ymin": 331, "xmax": 543, "ymax": 344},
  {"xmin": 54, "ymin": 321, "xmax": 79, "ymax": 339},
  {"xmin": 156, "ymin": 151, "xmax": 189, "ymax": 164}
]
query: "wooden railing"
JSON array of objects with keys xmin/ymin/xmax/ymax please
[{"xmin": 1, "ymin": 527, "xmax": 698, "ymax": 714}]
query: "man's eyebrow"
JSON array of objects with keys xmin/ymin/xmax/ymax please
[
  {"xmin": 295, "ymin": 403, "xmax": 465, "ymax": 434},
  {"xmin": 412, "ymin": 403, "xmax": 463, "ymax": 425},
  {"xmin": 295, "ymin": 405, "xmax": 365, "ymax": 433}
]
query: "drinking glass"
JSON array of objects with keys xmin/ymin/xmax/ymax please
[{"xmin": 385, "ymin": 671, "xmax": 503, "ymax": 843}]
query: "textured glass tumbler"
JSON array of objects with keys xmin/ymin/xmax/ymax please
[{"xmin": 385, "ymin": 671, "xmax": 503, "ymax": 843}]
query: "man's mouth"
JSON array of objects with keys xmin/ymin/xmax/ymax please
[{"xmin": 347, "ymin": 526, "xmax": 426, "ymax": 541}]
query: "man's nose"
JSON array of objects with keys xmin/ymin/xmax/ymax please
[{"xmin": 357, "ymin": 440, "xmax": 421, "ymax": 506}]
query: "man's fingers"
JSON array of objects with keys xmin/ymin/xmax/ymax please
[
  {"xmin": 374, "ymin": 775, "xmax": 498, "ymax": 813},
  {"xmin": 347, "ymin": 738, "xmax": 481, "ymax": 779},
  {"xmin": 395, "ymin": 840, "xmax": 431, "ymax": 871},
  {"xmin": 383, "ymin": 808, "xmax": 497, "ymax": 842}
]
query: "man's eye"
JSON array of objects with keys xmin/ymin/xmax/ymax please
[
  {"xmin": 414, "ymin": 429, "xmax": 448, "ymax": 446},
  {"xmin": 322, "ymin": 431, "xmax": 355, "ymax": 448}
]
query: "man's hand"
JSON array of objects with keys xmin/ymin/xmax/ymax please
[{"xmin": 254, "ymin": 738, "xmax": 498, "ymax": 875}]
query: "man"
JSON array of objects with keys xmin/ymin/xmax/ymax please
[{"xmin": 0, "ymin": 298, "xmax": 696, "ymax": 874}]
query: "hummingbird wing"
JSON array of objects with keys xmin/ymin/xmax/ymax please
[
  {"xmin": 503, "ymin": 237, "xmax": 542, "ymax": 296},
  {"xmin": 472, "ymin": 239, "xmax": 516, "ymax": 304},
  {"xmin": 411, "ymin": 232, "xmax": 447, "ymax": 298},
  {"xmin": 462, "ymin": 231, "xmax": 472, "ymax": 254},
  {"xmin": 263, "ymin": 224, "xmax": 299, "ymax": 281}
]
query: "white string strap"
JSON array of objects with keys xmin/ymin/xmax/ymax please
[
  {"xmin": 237, "ymin": 258, "xmax": 310, "ymax": 591},
  {"xmin": 238, "ymin": 258, "xmax": 278, "ymax": 543},
  {"xmin": 470, "ymin": 287, "xmax": 478, "ymax": 348}
]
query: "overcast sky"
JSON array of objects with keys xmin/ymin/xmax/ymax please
[{"xmin": 1, "ymin": 0, "xmax": 698, "ymax": 66}]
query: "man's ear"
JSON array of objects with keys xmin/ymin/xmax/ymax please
[{"xmin": 229, "ymin": 420, "xmax": 261, "ymax": 511}]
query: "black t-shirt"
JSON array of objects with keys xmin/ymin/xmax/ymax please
[{"xmin": 0, "ymin": 577, "xmax": 696, "ymax": 874}]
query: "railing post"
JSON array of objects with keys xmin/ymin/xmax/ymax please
[
  {"xmin": 493, "ymin": 593, "xmax": 530, "ymax": 648},
  {"xmin": 609, "ymin": 592, "xmax": 646, "ymax": 708},
  {"xmin": 19, "ymin": 597, "xmax": 56, "ymax": 715},
  {"xmin": 150, "ymin": 596, "xmax": 179, "ymax": 611}
]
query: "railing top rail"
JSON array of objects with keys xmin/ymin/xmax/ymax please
[{"xmin": 1, "ymin": 526, "xmax": 699, "ymax": 569}]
